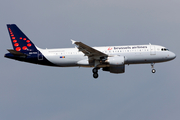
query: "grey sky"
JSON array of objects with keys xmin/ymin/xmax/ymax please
[{"xmin": 1, "ymin": 0, "xmax": 180, "ymax": 120}]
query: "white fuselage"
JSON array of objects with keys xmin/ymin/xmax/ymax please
[{"xmin": 37, "ymin": 44, "xmax": 176, "ymax": 67}]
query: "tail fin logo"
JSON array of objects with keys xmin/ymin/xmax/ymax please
[{"xmin": 7, "ymin": 24, "xmax": 37, "ymax": 52}]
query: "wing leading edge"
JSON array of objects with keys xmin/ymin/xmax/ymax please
[{"xmin": 71, "ymin": 39, "xmax": 108, "ymax": 59}]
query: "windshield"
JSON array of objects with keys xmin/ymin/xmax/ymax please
[{"xmin": 161, "ymin": 48, "xmax": 169, "ymax": 51}]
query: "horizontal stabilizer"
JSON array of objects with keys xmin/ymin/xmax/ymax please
[{"xmin": 7, "ymin": 49, "xmax": 27, "ymax": 56}]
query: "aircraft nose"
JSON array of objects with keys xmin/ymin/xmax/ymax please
[{"xmin": 169, "ymin": 52, "xmax": 176, "ymax": 60}]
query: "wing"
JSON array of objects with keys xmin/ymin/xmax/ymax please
[{"xmin": 71, "ymin": 39, "xmax": 108, "ymax": 59}]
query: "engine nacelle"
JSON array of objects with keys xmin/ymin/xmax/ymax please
[
  {"xmin": 106, "ymin": 56, "xmax": 124, "ymax": 66},
  {"xmin": 103, "ymin": 65, "xmax": 125, "ymax": 73},
  {"xmin": 103, "ymin": 56, "xmax": 125, "ymax": 73}
]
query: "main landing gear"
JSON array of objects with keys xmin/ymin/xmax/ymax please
[
  {"xmin": 92, "ymin": 68, "xmax": 99, "ymax": 79},
  {"xmin": 151, "ymin": 63, "xmax": 156, "ymax": 73}
]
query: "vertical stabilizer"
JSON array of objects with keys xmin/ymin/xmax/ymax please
[{"xmin": 7, "ymin": 24, "xmax": 37, "ymax": 52}]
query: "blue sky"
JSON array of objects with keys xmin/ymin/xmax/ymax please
[{"xmin": 1, "ymin": 0, "xmax": 180, "ymax": 120}]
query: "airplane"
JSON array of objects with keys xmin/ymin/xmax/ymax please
[{"xmin": 4, "ymin": 24, "xmax": 176, "ymax": 78}]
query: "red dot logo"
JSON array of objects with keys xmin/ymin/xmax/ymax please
[
  {"xmin": 107, "ymin": 47, "xmax": 113, "ymax": 50},
  {"xmin": 14, "ymin": 43, "xmax": 19, "ymax": 47},
  {"xmin": 26, "ymin": 40, "xmax": 30, "ymax": 43},
  {"xmin": 11, "ymin": 34, "xmax": 14, "ymax": 36},
  {"xmin": 23, "ymin": 38, "xmax": 26, "ymax": 40},
  {"xmin": 27, "ymin": 43, "xmax": 32, "ymax": 47},
  {"xmin": 20, "ymin": 37, "xmax": 22, "ymax": 39},
  {"xmin": 22, "ymin": 46, "xmax": 27, "ymax": 50},
  {"xmin": 13, "ymin": 40, "xmax": 17, "ymax": 43},
  {"xmin": 12, "ymin": 37, "xmax": 15, "ymax": 39},
  {"xmin": 16, "ymin": 47, "xmax": 21, "ymax": 51}
]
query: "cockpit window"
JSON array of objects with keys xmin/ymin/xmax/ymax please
[{"xmin": 161, "ymin": 48, "xmax": 169, "ymax": 51}]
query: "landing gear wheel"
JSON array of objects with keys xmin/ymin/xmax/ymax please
[
  {"xmin": 151, "ymin": 63, "xmax": 156, "ymax": 73},
  {"xmin": 152, "ymin": 69, "xmax": 156, "ymax": 73},
  {"xmin": 93, "ymin": 73, "xmax": 99, "ymax": 78},
  {"xmin": 92, "ymin": 68, "xmax": 98, "ymax": 73}
]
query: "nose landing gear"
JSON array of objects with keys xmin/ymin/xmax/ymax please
[
  {"xmin": 92, "ymin": 68, "xmax": 99, "ymax": 78},
  {"xmin": 152, "ymin": 69, "xmax": 156, "ymax": 73},
  {"xmin": 151, "ymin": 63, "xmax": 156, "ymax": 73}
]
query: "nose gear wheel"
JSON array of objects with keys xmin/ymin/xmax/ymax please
[
  {"xmin": 151, "ymin": 63, "xmax": 156, "ymax": 73},
  {"xmin": 92, "ymin": 68, "xmax": 99, "ymax": 78}
]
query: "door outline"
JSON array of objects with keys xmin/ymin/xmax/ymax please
[
  {"xmin": 38, "ymin": 51, "xmax": 43, "ymax": 60},
  {"xmin": 150, "ymin": 45, "xmax": 156, "ymax": 55}
]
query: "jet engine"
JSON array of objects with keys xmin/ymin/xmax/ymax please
[{"xmin": 103, "ymin": 56, "xmax": 125, "ymax": 73}]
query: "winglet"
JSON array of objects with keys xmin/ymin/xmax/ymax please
[{"xmin": 71, "ymin": 39, "xmax": 76, "ymax": 44}]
